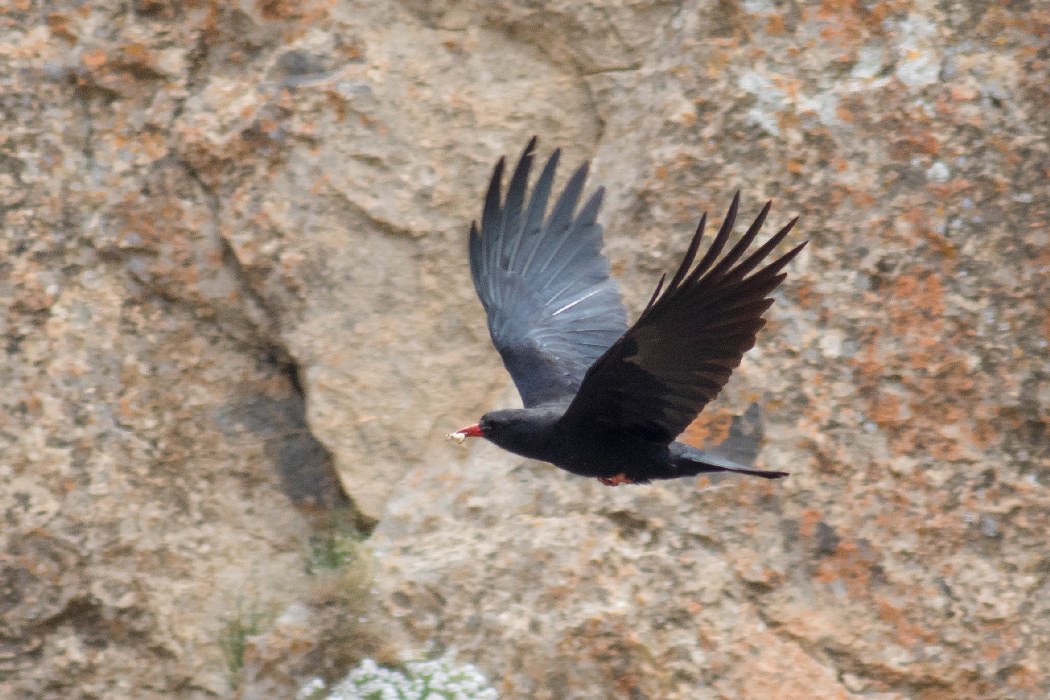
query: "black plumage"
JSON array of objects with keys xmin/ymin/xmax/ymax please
[{"xmin": 452, "ymin": 138, "xmax": 806, "ymax": 485}]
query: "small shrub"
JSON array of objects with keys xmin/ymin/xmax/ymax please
[{"xmin": 298, "ymin": 656, "xmax": 499, "ymax": 700}]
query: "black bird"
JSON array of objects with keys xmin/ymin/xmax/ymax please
[{"xmin": 450, "ymin": 138, "xmax": 806, "ymax": 485}]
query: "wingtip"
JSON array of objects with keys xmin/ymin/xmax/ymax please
[
  {"xmin": 486, "ymin": 156, "xmax": 506, "ymax": 198},
  {"xmin": 517, "ymin": 137, "xmax": 538, "ymax": 170},
  {"xmin": 642, "ymin": 273, "xmax": 667, "ymax": 316},
  {"xmin": 544, "ymin": 147, "xmax": 563, "ymax": 178},
  {"xmin": 782, "ymin": 238, "xmax": 808, "ymax": 260},
  {"xmin": 563, "ymin": 159, "xmax": 592, "ymax": 198},
  {"xmin": 663, "ymin": 212, "xmax": 708, "ymax": 295},
  {"xmin": 692, "ymin": 211, "xmax": 709, "ymax": 251},
  {"xmin": 722, "ymin": 193, "xmax": 740, "ymax": 229},
  {"xmin": 583, "ymin": 185, "xmax": 606, "ymax": 219}
]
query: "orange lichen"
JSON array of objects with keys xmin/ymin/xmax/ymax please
[
  {"xmin": 766, "ymin": 15, "xmax": 786, "ymax": 35},
  {"xmin": 82, "ymin": 48, "xmax": 108, "ymax": 69},
  {"xmin": 46, "ymin": 13, "xmax": 77, "ymax": 44},
  {"xmin": 813, "ymin": 539, "xmax": 880, "ymax": 597},
  {"xmin": 875, "ymin": 598, "xmax": 938, "ymax": 645},
  {"xmin": 869, "ymin": 393, "xmax": 902, "ymax": 428},
  {"xmin": 792, "ymin": 277, "xmax": 817, "ymax": 309},
  {"xmin": 256, "ymin": 0, "xmax": 300, "ymax": 21},
  {"xmin": 681, "ymin": 409, "xmax": 733, "ymax": 447},
  {"xmin": 799, "ymin": 509, "xmax": 821, "ymax": 537},
  {"xmin": 835, "ymin": 105, "xmax": 856, "ymax": 123}
]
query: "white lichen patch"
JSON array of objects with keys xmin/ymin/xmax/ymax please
[
  {"xmin": 737, "ymin": 13, "xmax": 949, "ymax": 139},
  {"xmin": 894, "ymin": 15, "xmax": 941, "ymax": 88},
  {"xmin": 851, "ymin": 45, "xmax": 887, "ymax": 81},
  {"xmin": 738, "ymin": 70, "xmax": 788, "ymax": 135},
  {"xmin": 926, "ymin": 161, "xmax": 950, "ymax": 182},
  {"xmin": 741, "ymin": 0, "xmax": 777, "ymax": 15}
]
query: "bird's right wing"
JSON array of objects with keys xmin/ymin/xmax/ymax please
[
  {"xmin": 559, "ymin": 195, "xmax": 805, "ymax": 442},
  {"xmin": 470, "ymin": 138, "xmax": 628, "ymax": 407}
]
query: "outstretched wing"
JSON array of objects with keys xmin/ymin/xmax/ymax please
[
  {"xmin": 469, "ymin": 138, "xmax": 628, "ymax": 407},
  {"xmin": 559, "ymin": 194, "xmax": 805, "ymax": 442}
]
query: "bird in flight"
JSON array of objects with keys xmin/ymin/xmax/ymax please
[{"xmin": 449, "ymin": 138, "xmax": 805, "ymax": 485}]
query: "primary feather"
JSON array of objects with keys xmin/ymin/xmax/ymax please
[
  {"xmin": 469, "ymin": 137, "xmax": 628, "ymax": 407},
  {"xmin": 559, "ymin": 191, "xmax": 806, "ymax": 443}
]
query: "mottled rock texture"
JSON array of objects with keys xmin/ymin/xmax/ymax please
[{"xmin": 2, "ymin": 0, "xmax": 1049, "ymax": 698}]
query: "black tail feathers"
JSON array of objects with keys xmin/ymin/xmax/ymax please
[{"xmin": 671, "ymin": 443, "xmax": 788, "ymax": 480}]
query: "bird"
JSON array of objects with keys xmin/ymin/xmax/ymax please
[{"xmin": 449, "ymin": 138, "xmax": 806, "ymax": 485}]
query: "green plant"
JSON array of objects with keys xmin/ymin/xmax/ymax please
[
  {"xmin": 218, "ymin": 599, "xmax": 270, "ymax": 684},
  {"xmin": 306, "ymin": 508, "xmax": 367, "ymax": 573}
]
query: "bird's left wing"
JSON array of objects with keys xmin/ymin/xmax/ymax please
[
  {"xmin": 470, "ymin": 138, "xmax": 628, "ymax": 407},
  {"xmin": 559, "ymin": 194, "xmax": 805, "ymax": 442}
]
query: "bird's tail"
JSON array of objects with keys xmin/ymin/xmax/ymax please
[{"xmin": 671, "ymin": 443, "xmax": 788, "ymax": 480}]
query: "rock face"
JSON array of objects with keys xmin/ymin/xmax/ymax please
[{"xmin": 2, "ymin": 0, "xmax": 1049, "ymax": 699}]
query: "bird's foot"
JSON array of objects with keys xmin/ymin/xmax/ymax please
[{"xmin": 598, "ymin": 473, "xmax": 633, "ymax": 486}]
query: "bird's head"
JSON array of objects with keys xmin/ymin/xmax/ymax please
[{"xmin": 447, "ymin": 410, "xmax": 521, "ymax": 445}]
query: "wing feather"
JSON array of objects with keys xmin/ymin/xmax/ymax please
[
  {"xmin": 559, "ymin": 199, "xmax": 805, "ymax": 442},
  {"xmin": 469, "ymin": 139, "xmax": 628, "ymax": 407}
]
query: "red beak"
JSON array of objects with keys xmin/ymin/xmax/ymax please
[{"xmin": 447, "ymin": 423, "xmax": 483, "ymax": 443}]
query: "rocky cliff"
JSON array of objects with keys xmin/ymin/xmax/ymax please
[{"xmin": 1, "ymin": 0, "xmax": 1048, "ymax": 698}]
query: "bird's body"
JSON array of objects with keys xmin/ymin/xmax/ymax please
[
  {"xmin": 474, "ymin": 405, "xmax": 666, "ymax": 480},
  {"xmin": 451, "ymin": 138, "xmax": 805, "ymax": 485},
  {"xmin": 473, "ymin": 406, "xmax": 787, "ymax": 484}
]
